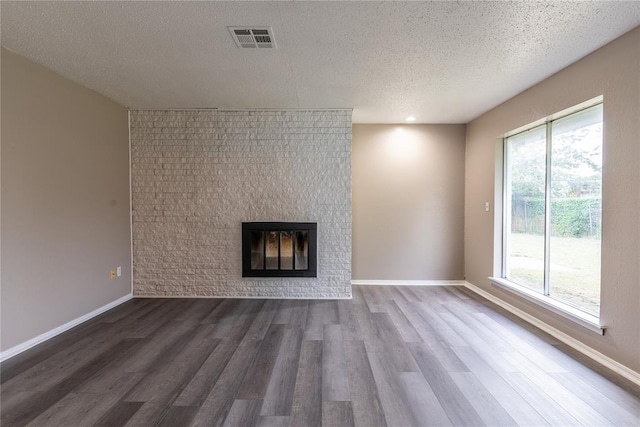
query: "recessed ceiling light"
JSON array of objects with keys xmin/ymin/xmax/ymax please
[{"xmin": 405, "ymin": 115, "xmax": 416, "ymax": 122}]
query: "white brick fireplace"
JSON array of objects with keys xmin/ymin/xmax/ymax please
[{"xmin": 130, "ymin": 109, "xmax": 352, "ymax": 298}]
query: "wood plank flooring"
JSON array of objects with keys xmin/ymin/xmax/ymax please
[{"xmin": 2, "ymin": 285, "xmax": 639, "ymax": 426}]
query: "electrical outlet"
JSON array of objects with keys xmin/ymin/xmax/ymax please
[
  {"xmin": 117, "ymin": 266, "xmax": 122, "ymax": 277},
  {"xmin": 110, "ymin": 269, "xmax": 116, "ymax": 279},
  {"xmin": 485, "ymin": 202, "xmax": 490, "ymax": 212}
]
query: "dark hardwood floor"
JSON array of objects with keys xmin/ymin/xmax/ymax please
[{"xmin": 2, "ymin": 285, "xmax": 639, "ymax": 426}]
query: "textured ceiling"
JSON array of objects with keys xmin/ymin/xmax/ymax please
[{"xmin": 2, "ymin": 1, "xmax": 639, "ymax": 123}]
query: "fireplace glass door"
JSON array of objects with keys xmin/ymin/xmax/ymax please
[{"xmin": 243, "ymin": 223, "xmax": 317, "ymax": 277}]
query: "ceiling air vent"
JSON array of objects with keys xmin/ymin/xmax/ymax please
[{"xmin": 229, "ymin": 27, "xmax": 276, "ymax": 49}]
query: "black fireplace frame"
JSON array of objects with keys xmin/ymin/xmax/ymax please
[{"xmin": 242, "ymin": 222, "xmax": 317, "ymax": 278}]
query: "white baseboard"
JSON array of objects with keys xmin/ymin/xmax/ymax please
[
  {"xmin": 463, "ymin": 281, "xmax": 640, "ymax": 387},
  {"xmin": 133, "ymin": 294, "xmax": 352, "ymax": 300},
  {"xmin": 351, "ymin": 279, "xmax": 465, "ymax": 286},
  {"xmin": 0, "ymin": 293, "xmax": 133, "ymax": 363}
]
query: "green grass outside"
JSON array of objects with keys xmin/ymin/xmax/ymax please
[{"xmin": 507, "ymin": 232, "xmax": 601, "ymax": 315}]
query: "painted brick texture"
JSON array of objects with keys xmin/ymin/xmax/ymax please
[{"xmin": 130, "ymin": 110, "xmax": 352, "ymax": 298}]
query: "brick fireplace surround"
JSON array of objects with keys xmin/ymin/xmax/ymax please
[{"xmin": 130, "ymin": 109, "xmax": 352, "ymax": 298}]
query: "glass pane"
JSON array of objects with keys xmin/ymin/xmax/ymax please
[
  {"xmin": 250, "ymin": 231, "xmax": 264, "ymax": 270},
  {"xmin": 280, "ymin": 231, "xmax": 294, "ymax": 270},
  {"xmin": 266, "ymin": 231, "xmax": 279, "ymax": 270},
  {"xmin": 505, "ymin": 125, "xmax": 546, "ymax": 293},
  {"xmin": 294, "ymin": 231, "xmax": 308, "ymax": 270},
  {"xmin": 549, "ymin": 104, "xmax": 602, "ymax": 315}
]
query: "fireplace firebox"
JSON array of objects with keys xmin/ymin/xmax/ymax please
[{"xmin": 242, "ymin": 222, "xmax": 317, "ymax": 277}]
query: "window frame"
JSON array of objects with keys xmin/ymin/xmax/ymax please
[{"xmin": 491, "ymin": 97, "xmax": 605, "ymax": 335}]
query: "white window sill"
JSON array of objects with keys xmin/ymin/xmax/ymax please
[{"xmin": 488, "ymin": 277, "xmax": 606, "ymax": 335}]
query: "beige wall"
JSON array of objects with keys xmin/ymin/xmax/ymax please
[
  {"xmin": 1, "ymin": 48, "xmax": 131, "ymax": 352},
  {"xmin": 465, "ymin": 27, "xmax": 640, "ymax": 372},
  {"xmin": 352, "ymin": 124, "xmax": 466, "ymax": 280}
]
